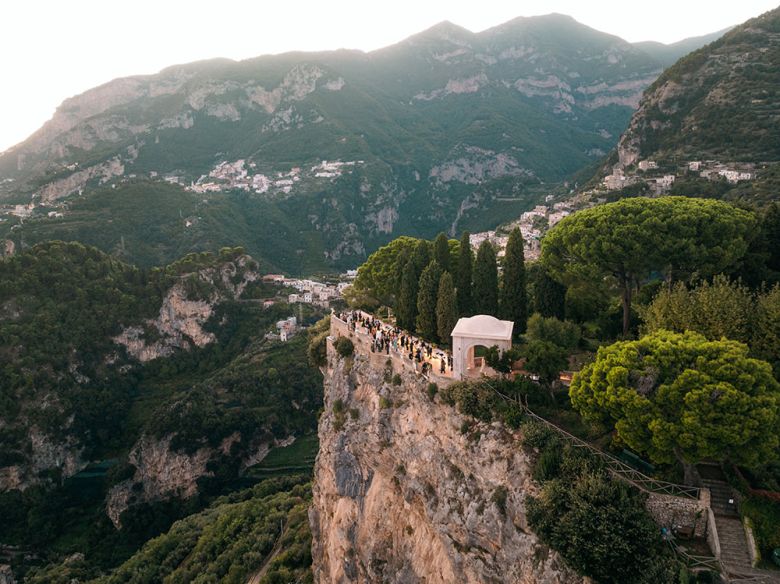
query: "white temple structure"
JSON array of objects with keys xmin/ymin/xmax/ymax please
[{"xmin": 451, "ymin": 315, "xmax": 514, "ymax": 381}]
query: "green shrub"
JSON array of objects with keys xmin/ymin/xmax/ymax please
[
  {"xmin": 334, "ymin": 337, "xmax": 354, "ymax": 358},
  {"xmin": 426, "ymin": 383, "xmax": 438, "ymax": 400},
  {"xmin": 491, "ymin": 486, "xmax": 508, "ymax": 516},
  {"xmin": 526, "ymin": 313, "xmax": 581, "ymax": 350},
  {"xmin": 379, "ymin": 396, "xmax": 393, "ymax": 409},
  {"xmin": 527, "ymin": 474, "xmax": 676, "ymax": 584},
  {"xmin": 533, "ymin": 446, "xmax": 563, "ymax": 483},
  {"xmin": 392, "ymin": 373, "xmax": 402, "ymax": 386},
  {"xmin": 521, "ymin": 421, "xmax": 560, "ymax": 450}
]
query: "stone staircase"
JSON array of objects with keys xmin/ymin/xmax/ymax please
[{"xmin": 699, "ymin": 469, "xmax": 780, "ymax": 584}]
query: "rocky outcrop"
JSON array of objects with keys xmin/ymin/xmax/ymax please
[
  {"xmin": 0, "ymin": 427, "xmax": 85, "ymax": 492},
  {"xmin": 113, "ymin": 255, "xmax": 258, "ymax": 362},
  {"xmin": 106, "ymin": 434, "xmax": 214, "ymax": 527},
  {"xmin": 310, "ymin": 338, "xmax": 583, "ymax": 583},
  {"xmin": 106, "ymin": 431, "xmax": 294, "ymax": 527}
]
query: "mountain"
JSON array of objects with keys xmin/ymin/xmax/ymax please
[
  {"xmin": 0, "ymin": 14, "xmax": 678, "ymax": 273},
  {"xmin": 614, "ymin": 7, "xmax": 780, "ymax": 172},
  {"xmin": 633, "ymin": 27, "xmax": 732, "ymax": 67}
]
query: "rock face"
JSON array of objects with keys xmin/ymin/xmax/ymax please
[
  {"xmin": 310, "ymin": 338, "xmax": 583, "ymax": 584},
  {"xmin": 106, "ymin": 434, "xmax": 213, "ymax": 527},
  {"xmin": 0, "ymin": 564, "xmax": 15, "ymax": 584},
  {"xmin": 113, "ymin": 255, "xmax": 257, "ymax": 362}
]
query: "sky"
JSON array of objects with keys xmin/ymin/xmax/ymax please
[{"xmin": 1, "ymin": 0, "xmax": 778, "ymax": 152}]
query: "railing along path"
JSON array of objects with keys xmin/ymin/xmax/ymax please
[{"xmin": 479, "ymin": 377, "xmax": 701, "ymax": 500}]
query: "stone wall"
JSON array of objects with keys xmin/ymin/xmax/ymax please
[{"xmin": 646, "ymin": 488, "xmax": 711, "ymax": 538}]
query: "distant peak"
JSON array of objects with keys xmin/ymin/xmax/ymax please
[{"xmin": 415, "ymin": 20, "xmax": 474, "ymax": 40}]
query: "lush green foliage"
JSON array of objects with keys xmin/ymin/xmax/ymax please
[
  {"xmin": 307, "ymin": 316, "xmax": 331, "ymax": 367},
  {"xmin": 526, "ymin": 314, "xmax": 581, "ymax": 350},
  {"xmin": 498, "ymin": 228, "xmax": 528, "ymax": 335},
  {"xmin": 35, "ymin": 476, "xmax": 314, "ymax": 584},
  {"xmin": 523, "ymin": 341, "xmax": 569, "ymax": 386},
  {"xmin": 433, "ymin": 232, "xmax": 451, "ymax": 273},
  {"xmin": 484, "ymin": 345, "xmax": 522, "ymax": 375},
  {"xmin": 353, "ymin": 236, "xmax": 421, "ymax": 305},
  {"xmin": 525, "ymin": 426, "xmax": 676, "ymax": 584},
  {"xmin": 527, "ymin": 262, "xmax": 566, "ymax": 319},
  {"xmin": 473, "ymin": 240, "xmax": 498, "ymax": 316},
  {"xmin": 643, "ymin": 277, "xmax": 780, "ymax": 376},
  {"xmin": 542, "ymin": 196, "xmax": 756, "ymax": 335},
  {"xmin": 570, "ymin": 330, "xmax": 780, "ymax": 467},
  {"xmin": 415, "ymin": 260, "xmax": 442, "ymax": 341},
  {"xmin": 0, "ymin": 243, "xmax": 324, "ymax": 580},
  {"xmin": 334, "ymin": 336, "xmax": 354, "ymax": 358},
  {"xmin": 396, "ymin": 258, "xmax": 419, "ymax": 332},
  {"xmin": 436, "ymin": 271, "xmax": 457, "ymax": 346}
]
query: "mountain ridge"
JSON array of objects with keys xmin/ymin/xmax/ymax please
[{"xmin": 0, "ymin": 14, "xmax": 728, "ymax": 273}]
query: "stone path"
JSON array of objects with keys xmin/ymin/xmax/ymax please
[{"xmin": 698, "ymin": 466, "xmax": 780, "ymax": 584}]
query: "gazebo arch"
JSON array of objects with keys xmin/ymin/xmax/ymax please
[{"xmin": 451, "ymin": 315, "xmax": 514, "ymax": 380}]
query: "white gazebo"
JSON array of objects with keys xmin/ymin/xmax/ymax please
[{"xmin": 451, "ymin": 315, "xmax": 514, "ymax": 380}]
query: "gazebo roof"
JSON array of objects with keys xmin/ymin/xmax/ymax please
[{"xmin": 451, "ymin": 314, "xmax": 514, "ymax": 341}]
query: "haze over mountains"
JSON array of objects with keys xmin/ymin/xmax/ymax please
[{"xmin": 0, "ymin": 14, "xmax": 728, "ymax": 273}]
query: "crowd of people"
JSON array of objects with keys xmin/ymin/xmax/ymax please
[{"xmin": 336, "ymin": 310, "xmax": 454, "ymax": 377}]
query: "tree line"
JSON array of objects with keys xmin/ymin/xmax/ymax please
[{"xmin": 353, "ymin": 228, "xmax": 529, "ymax": 346}]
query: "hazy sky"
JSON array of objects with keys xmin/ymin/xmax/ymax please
[{"xmin": 1, "ymin": 0, "xmax": 777, "ymax": 152}]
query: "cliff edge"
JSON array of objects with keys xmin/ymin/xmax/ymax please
[{"xmin": 310, "ymin": 326, "xmax": 584, "ymax": 583}]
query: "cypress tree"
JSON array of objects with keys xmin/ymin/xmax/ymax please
[
  {"xmin": 396, "ymin": 259, "xmax": 419, "ymax": 331},
  {"xmin": 532, "ymin": 264, "xmax": 566, "ymax": 320},
  {"xmin": 499, "ymin": 228, "xmax": 528, "ymax": 335},
  {"xmin": 456, "ymin": 231, "xmax": 474, "ymax": 316},
  {"xmin": 436, "ymin": 271, "xmax": 457, "ymax": 346},
  {"xmin": 416, "ymin": 260, "xmax": 442, "ymax": 341},
  {"xmin": 473, "ymin": 240, "xmax": 498, "ymax": 316},
  {"xmin": 434, "ymin": 232, "xmax": 450, "ymax": 273},
  {"xmin": 765, "ymin": 203, "xmax": 780, "ymax": 276}
]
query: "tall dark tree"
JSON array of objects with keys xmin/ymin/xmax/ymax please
[
  {"xmin": 416, "ymin": 260, "xmax": 442, "ymax": 341},
  {"xmin": 473, "ymin": 240, "xmax": 498, "ymax": 316},
  {"xmin": 436, "ymin": 271, "xmax": 457, "ymax": 346},
  {"xmin": 530, "ymin": 263, "xmax": 566, "ymax": 319},
  {"xmin": 396, "ymin": 259, "xmax": 419, "ymax": 332},
  {"xmin": 765, "ymin": 203, "xmax": 780, "ymax": 280},
  {"xmin": 434, "ymin": 232, "xmax": 451, "ymax": 274},
  {"xmin": 456, "ymin": 231, "xmax": 474, "ymax": 316},
  {"xmin": 499, "ymin": 228, "xmax": 528, "ymax": 335}
]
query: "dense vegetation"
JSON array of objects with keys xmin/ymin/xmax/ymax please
[
  {"xmin": 353, "ymin": 228, "xmax": 528, "ymax": 345},
  {"xmin": 615, "ymin": 6, "xmax": 780, "ymax": 166},
  {"xmin": 0, "ymin": 242, "xmax": 324, "ymax": 580},
  {"xmin": 523, "ymin": 422, "xmax": 680, "ymax": 584},
  {"xmin": 541, "ymin": 197, "xmax": 755, "ymax": 336}
]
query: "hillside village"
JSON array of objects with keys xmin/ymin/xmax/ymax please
[
  {"xmin": 604, "ymin": 159, "xmax": 758, "ymax": 193},
  {"xmin": 186, "ymin": 158, "xmax": 364, "ymax": 196}
]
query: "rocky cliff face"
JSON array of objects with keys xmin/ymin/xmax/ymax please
[
  {"xmin": 113, "ymin": 254, "xmax": 257, "ymax": 362},
  {"xmin": 105, "ymin": 431, "xmax": 291, "ymax": 527},
  {"xmin": 310, "ymin": 338, "xmax": 583, "ymax": 584}
]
